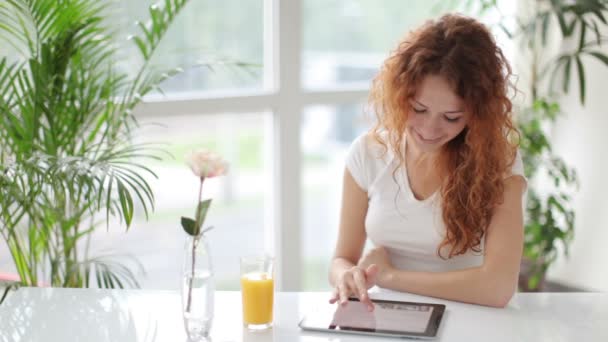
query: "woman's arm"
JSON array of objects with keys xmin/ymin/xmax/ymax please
[
  {"xmin": 359, "ymin": 175, "xmax": 526, "ymax": 308},
  {"xmin": 329, "ymin": 168, "xmax": 378, "ymax": 309},
  {"xmin": 329, "ymin": 168, "xmax": 368, "ymax": 284}
]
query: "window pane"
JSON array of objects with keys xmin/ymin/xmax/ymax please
[
  {"xmin": 112, "ymin": 0, "xmax": 264, "ymax": 96},
  {"xmin": 302, "ymin": 0, "xmax": 451, "ymax": 89},
  {"xmin": 89, "ymin": 112, "xmax": 271, "ymax": 290},
  {"xmin": 301, "ymin": 104, "xmax": 370, "ymax": 290}
]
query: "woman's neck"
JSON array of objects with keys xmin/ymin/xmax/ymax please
[{"xmin": 405, "ymin": 136, "xmax": 440, "ymax": 169}]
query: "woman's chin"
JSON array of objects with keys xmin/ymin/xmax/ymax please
[{"xmin": 410, "ymin": 131, "xmax": 444, "ymax": 152}]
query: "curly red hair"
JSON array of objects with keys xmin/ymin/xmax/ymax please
[{"xmin": 369, "ymin": 14, "xmax": 519, "ymax": 258}]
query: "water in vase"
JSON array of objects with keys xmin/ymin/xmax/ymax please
[{"xmin": 182, "ymin": 270, "xmax": 214, "ymax": 340}]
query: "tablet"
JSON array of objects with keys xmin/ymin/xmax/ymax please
[{"xmin": 299, "ymin": 297, "xmax": 446, "ymax": 339}]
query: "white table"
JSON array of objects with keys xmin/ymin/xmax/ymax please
[{"xmin": 0, "ymin": 287, "xmax": 606, "ymax": 341}]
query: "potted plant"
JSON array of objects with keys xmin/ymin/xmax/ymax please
[
  {"xmin": 471, "ymin": 0, "xmax": 608, "ymax": 290},
  {"xmin": 0, "ymin": 0, "xmax": 193, "ymax": 288}
]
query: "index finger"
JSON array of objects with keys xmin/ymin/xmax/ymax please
[
  {"xmin": 352, "ymin": 270, "xmax": 375, "ymax": 311},
  {"xmin": 329, "ymin": 287, "xmax": 339, "ymax": 304}
]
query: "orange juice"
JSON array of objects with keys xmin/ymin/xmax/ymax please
[{"xmin": 241, "ymin": 272, "xmax": 274, "ymax": 325}]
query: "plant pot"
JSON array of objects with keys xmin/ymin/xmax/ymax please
[{"xmin": 518, "ymin": 257, "xmax": 546, "ymax": 292}]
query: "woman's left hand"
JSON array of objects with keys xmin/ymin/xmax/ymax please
[{"xmin": 358, "ymin": 246, "xmax": 394, "ymax": 287}]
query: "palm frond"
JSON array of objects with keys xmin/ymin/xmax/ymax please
[
  {"xmin": 83, "ymin": 254, "xmax": 144, "ymax": 289},
  {"xmin": 129, "ymin": 0, "xmax": 189, "ymax": 61},
  {"xmin": 0, "ymin": 282, "xmax": 21, "ymax": 306}
]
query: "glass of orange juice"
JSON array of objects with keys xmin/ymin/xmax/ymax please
[{"xmin": 240, "ymin": 255, "xmax": 274, "ymax": 330}]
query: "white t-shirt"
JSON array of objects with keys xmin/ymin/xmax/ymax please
[{"xmin": 345, "ymin": 133, "xmax": 525, "ymax": 272}]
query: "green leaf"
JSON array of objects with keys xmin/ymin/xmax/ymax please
[
  {"xmin": 547, "ymin": 196, "xmax": 566, "ymax": 214},
  {"xmin": 196, "ymin": 199, "xmax": 212, "ymax": 230},
  {"xmin": 592, "ymin": 8, "xmax": 607, "ymax": 24},
  {"xmin": 587, "ymin": 51, "xmax": 608, "ymax": 68},
  {"xmin": 575, "ymin": 55, "xmax": 586, "ymax": 105},
  {"xmin": 116, "ymin": 179, "xmax": 134, "ymax": 227},
  {"xmin": 149, "ymin": 6, "xmax": 163, "ymax": 37},
  {"xmin": 563, "ymin": 57, "xmax": 572, "ymax": 93},
  {"xmin": 103, "ymin": 269, "xmax": 114, "ymax": 288},
  {"xmin": 541, "ymin": 12, "xmax": 549, "ymax": 46},
  {"xmin": 566, "ymin": 16, "xmax": 577, "ymax": 36},
  {"xmin": 0, "ymin": 282, "xmax": 20, "ymax": 305},
  {"xmin": 578, "ymin": 21, "xmax": 586, "ymax": 51},
  {"xmin": 165, "ymin": 0, "xmax": 174, "ymax": 17},
  {"xmin": 85, "ymin": 255, "xmax": 143, "ymax": 289},
  {"xmin": 112, "ymin": 166, "xmax": 155, "ymax": 220},
  {"xmin": 181, "ymin": 216, "xmax": 197, "ymax": 236},
  {"xmin": 110, "ymin": 273, "xmax": 124, "ymax": 289},
  {"xmin": 136, "ymin": 21, "xmax": 153, "ymax": 46},
  {"xmin": 131, "ymin": 36, "xmax": 148, "ymax": 59},
  {"xmin": 554, "ymin": 8, "xmax": 569, "ymax": 36},
  {"xmin": 499, "ymin": 22, "xmax": 512, "ymax": 40},
  {"xmin": 548, "ymin": 56, "xmax": 567, "ymax": 94},
  {"xmin": 96, "ymin": 267, "xmax": 103, "ymax": 288},
  {"xmin": 591, "ymin": 20, "xmax": 602, "ymax": 46}
]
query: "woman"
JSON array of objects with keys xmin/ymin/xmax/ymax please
[{"xmin": 329, "ymin": 14, "xmax": 526, "ymax": 310}]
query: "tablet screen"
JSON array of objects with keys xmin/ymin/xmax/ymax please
[{"xmin": 299, "ymin": 298, "xmax": 445, "ymax": 339}]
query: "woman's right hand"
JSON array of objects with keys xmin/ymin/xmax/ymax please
[{"xmin": 329, "ymin": 264, "xmax": 378, "ymax": 311}]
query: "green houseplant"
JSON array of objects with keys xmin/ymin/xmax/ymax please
[
  {"xmin": 0, "ymin": 0, "xmax": 193, "ymax": 289},
  {"xmin": 470, "ymin": 0, "xmax": 608, "ymax": 290}
]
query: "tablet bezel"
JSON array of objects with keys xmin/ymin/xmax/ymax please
[{"xmin": 298, "ymin": 297, "xmax": 446, "ymax": 339}]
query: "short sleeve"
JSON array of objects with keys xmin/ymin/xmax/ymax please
[
  {"xmin": 345, "ymin": 134, "xmax": 370, "ymax": 191},
  {"xmin": 506, "ymin": 150, "xmax": 526, "ymax": 179},
  {"xmin": 506, "ymin": 149, "xmax": 528, "ymax": 198}
]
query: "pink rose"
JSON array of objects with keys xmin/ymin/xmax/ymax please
[{"xmin": 185, "ymin": 150, "xmax": 229, "ymax": 179}]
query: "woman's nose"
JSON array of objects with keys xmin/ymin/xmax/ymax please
[{"xmin": 419, "ymin": 116, "xmax": 442, "ymax": 137}]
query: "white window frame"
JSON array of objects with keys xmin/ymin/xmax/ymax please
[{"xmin": 133, "ymin": 0, "xmax": 368, "ymax": 291}]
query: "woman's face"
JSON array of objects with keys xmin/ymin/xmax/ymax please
[{"xmin": 406, "ymin": 74, "xmax": 469, "ymax": 154}]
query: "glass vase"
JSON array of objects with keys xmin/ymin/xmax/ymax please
[{"xmin": 182, "ymin": 234, "xmax": 214, "ymax": 341}]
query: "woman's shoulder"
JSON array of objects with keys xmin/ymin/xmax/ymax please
[
  {"xmin": 345, "ymin": 131, "xmax": 396, "ymax": 191},
  {"xmin": 505, "ymin": 148, "xmax": 526, "ymax": 179},
  {"xmin": 349, "ymin": 131, "xmax": 393, "ymax": 160}
]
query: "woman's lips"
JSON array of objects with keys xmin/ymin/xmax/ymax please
[{"xmin": 415, "ymin": 130, "xmax": 442, "ymax": 144}]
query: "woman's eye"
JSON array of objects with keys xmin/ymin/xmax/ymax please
[
  {"xmin": 444, "ymin": 116, "xmax": 460, "ymax": 123},
  {"xmin": 413, "ymin": 108, "xmax": 426, "ymax": 113}
]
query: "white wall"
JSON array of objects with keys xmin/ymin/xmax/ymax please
[{"xmin": 546, "ymin": 47, "xmax": 608, "ymax": 292}]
